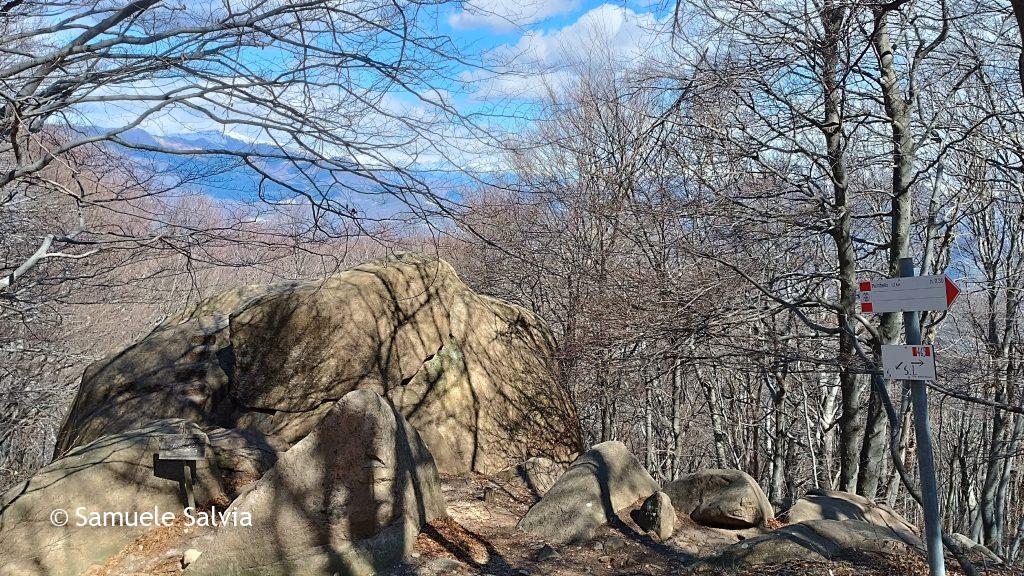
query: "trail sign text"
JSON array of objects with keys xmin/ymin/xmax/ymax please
[
  {"xmin": 157, "ymin": 434, "xmax": 205, "ymax": 461},
  {"xmin": 882, "ymin": 345, "xmax": 937, "ymax": 381}
]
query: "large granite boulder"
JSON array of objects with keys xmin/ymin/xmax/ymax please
[
  {"xmin": 685, "ymin": 519, "xmax": 924, "ymax": 574},
  {"xmin": 782, "ymin": 489, "xmax": 917, "ymax": 536},
  {"xmin": 56, "ymin": 254, "xmax": 582, "ymax": 475},
  {"xmin": 518, "ymin": 441, "xmax": 659, "ymax": 546},
  {"xmin": 184, "ymin": 389, "xmax": 446, "ymax": 576},
  {"xmin": 664, "ymin": 469, "xmax": 774, "ymax": 529},
  {"xmin": 0, "ymin": 420, "xmax": 227, "ymax": 576}
]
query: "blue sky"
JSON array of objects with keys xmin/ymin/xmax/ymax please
[
  {"xmin": 85, "ymin": 1, "xmax": 669, "ymax": 138},
  {"xmin": 417, "ymin": 1, "xmax": 667, "ymax": 113},
  {"xmin": 440, "ymin": 1, "xmax": 664, "ymax": 61},
  {"xmin": 90, "ymin": 1, "xmax": 672, "ymax": 211}
]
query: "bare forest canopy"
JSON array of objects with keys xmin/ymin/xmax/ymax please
[{"xmin": 5, "ymin": 0, "xmax": 1024, "ymax": 566}]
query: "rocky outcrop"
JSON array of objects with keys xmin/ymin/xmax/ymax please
[
  {"xmin": 782, "ymin": 489, "xmax": 917, "ymax": 536},
  {"xmin": 518, "ymin": 441, "xmax": 659, "ymax": 546},
  {"xmin": 55, "ymin": 254, "xmax": 582, "ymax": 475},
  {"xmin": 664, "ymin": 469, "xmax": 774, "ymax": 529},
  {"xmin": 185, "ymin": 389, "xmax": 446, "ymax": 576},
  {"xmin": 632, "ymin": 491, "xmax": 675, "ymax": 541},
  {"xmin": 0, "ymin": 420, "xmax": 227, "ymax": 576},
  {"xmin": 685, "ymin": 519, "xmax": 924, "ymax": 573}
]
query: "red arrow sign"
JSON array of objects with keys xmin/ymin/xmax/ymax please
[{"xmin": 945, "ymin": 276, "xmax": 960, "ymax": 307}]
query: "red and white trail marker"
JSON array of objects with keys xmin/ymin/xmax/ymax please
[
  {"xmin": 881, "ymin": 344, "xmax": 937, "ymax": 381},
  {"xmin": 857, "ymin": 274, "xmax": 960, "ymax": 314}
]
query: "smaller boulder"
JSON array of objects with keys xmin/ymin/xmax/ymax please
[
  {"xmin": 631, "ymin": 491, "xmax": 675, "ymax": 540},
  {"xmin": 664, "ymin": 469, "xmax": 774, "ymax": 529},
  {"xmin": 947, "ymin": 532, "xmax": 1002, "ymax": 565},
  {"xmin": 782, "ymin": 489, "xmax": 917, "ymax": 537},
  {"xmin": 685, "ymin": 519, "xmax": 924, "ymax": 573},
  {"xmin": 603, "ymin": 534, "xmax": 628, "ymax": 552},
  {"xmin": 536, "ymin": 544, "xmax": 561, "ymax": 560},
  {"xmin": 518, "ymin": 441, "xmax": 659, "ymax": 545},
  {"xmin": 181, "ymin": 548, "xmax": 202, "ymax": 568},
  {"xmin": 0, "ymin": 420, "xmax": 226, "ymax": 576},
  {"xmin": 418, "ymin": 557, "xmax": 465, "ymax": 575},
  {"xmin": 185, "ymin": 389, "xmax": 446, "ymax": 576}
]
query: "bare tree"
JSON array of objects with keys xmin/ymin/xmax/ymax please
[{"xmin": 1, "ymin": 0, "xmax": 474, "ymax": 292}]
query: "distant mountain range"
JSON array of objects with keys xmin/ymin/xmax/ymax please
[{"xmin": 99, "ymin": 127, "xmax": 466, "ymax": 222}]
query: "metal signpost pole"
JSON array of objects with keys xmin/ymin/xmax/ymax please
[
  {"xmin": 858, "ymin": 259, "xmax": 960, "ymax": 576},
  {"xmin": 899, "ymin": 257, "xmax": 945, "ymax": 576}
]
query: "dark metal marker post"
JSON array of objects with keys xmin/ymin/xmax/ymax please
[
  {"xmin": 182, "ymin": 463, "xmax": 196, "ymax": 511},
  {"xmin": 899, "ymin": 257, "xmax": 945, "ymax": 576}
]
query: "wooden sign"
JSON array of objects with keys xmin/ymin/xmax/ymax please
[{"xmin": 158, "ymin": 434, "xmax": 205, "ymax": 460}]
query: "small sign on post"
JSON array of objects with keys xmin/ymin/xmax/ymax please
[
  {"xmin": 157, "ymin": 431, "xmax": 205, "ymax": 511},
  {"xmin": 882, "ymin": 344, "xmax": 937, "ymax": 381}
]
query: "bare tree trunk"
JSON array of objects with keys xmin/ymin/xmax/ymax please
[
  {"xmin": 769, "ymin": 371, "xmax": 787, "ymax": 506},
  {"xmin": 871, "ymin": 2, "xmax": 945, "ymax": 567},
  {"xmin": 994, "ymin": 414, "xmax": 1021, "ymax": 555},
  {"xmin": 861, "ymin": 2, "xmax": 928, "ymax": 502},
  {"xmin": 980, "ymin": 369, "xmax": 1009, "ymax": 552},
  {"xmin": 838, "ymin": 372, "xmax": 863, "ymax": 492},
  {"xmin": 598, "ymin": 357, "xmax": 615, "ymax": 442},
  {"xmin": 645, "ymin": 384, "xmax": 656, "ymax": 472},
  {"xmin": 820, "ymin": 373, "xmax": 841, "ymax": 489},
  {"xmin": 858, "ymin": 385, "xmax": 888, "ymax": 498},
  {"xmin": 818, "ymin": 1, "xmax": 863, "ymax": 494},
  {"xmin": 886, "ymin": 390, "xmax": 912, "ymax": 508},
  {"xmin": 671, "ymin": 359, "xmax": 684, "ymax": 478},
  {"xmin": 699, "ymin": 367, "xmax": 729, "ymax": 468},
  {"xmin": 1012, "ymin": 0, "xmax": 1024, "ymax": 90}
]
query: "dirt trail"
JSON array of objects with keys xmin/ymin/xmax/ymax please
[
  {"xmin": 389, "ymin": 475, "xmax": 1012, "ymax": 576},
  {"xmin": 86, "ymin": 474, "xmax": 1012, "ymax": 576}
]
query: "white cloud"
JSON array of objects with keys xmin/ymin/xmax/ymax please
[
  {"xmin": 467, "ymin": 4, "xmax": 669, "ymax": 100},
  {"xmin": 507, "ymin": 4, "xmax": 665, "ymax": 66},
  {"xmin": 448, "ymin": 0, "xmax": 582, "ymax": 32}
]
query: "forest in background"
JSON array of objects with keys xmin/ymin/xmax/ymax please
[{"xmin": 5, "ymin": 0, "xmax": 1024, "ymax": 566}]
